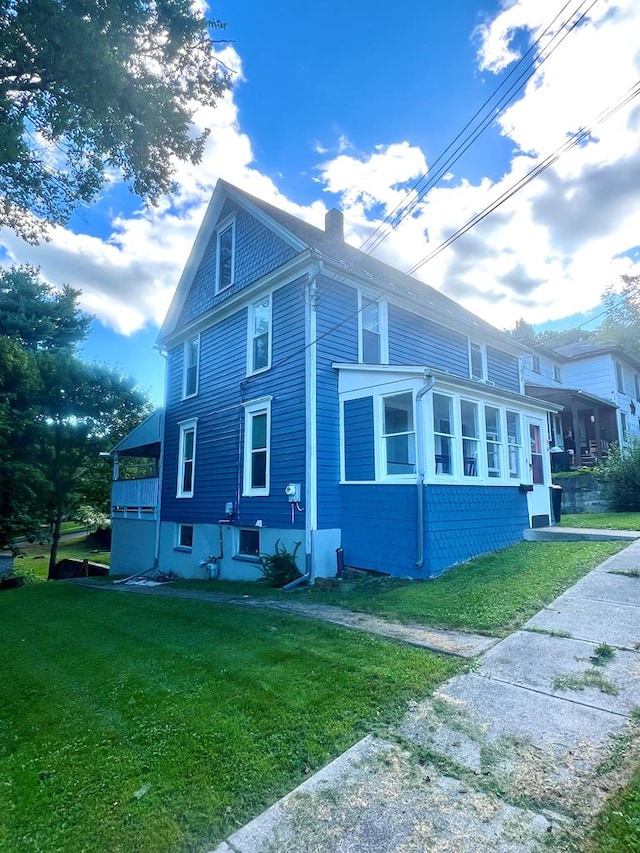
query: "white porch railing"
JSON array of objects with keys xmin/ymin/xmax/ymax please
[{"xmin": 111, "ymin": 477, "xmax": 159, "ymax": 510}]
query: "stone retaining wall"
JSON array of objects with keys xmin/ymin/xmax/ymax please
[{"xmin": 553, "ymin": 473, "xmax": 607, "ymax": 514}]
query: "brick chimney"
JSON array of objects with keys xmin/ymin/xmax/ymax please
[{"xmin": 325, "ymin": 208, "xmax": 344, "ymax": 242}]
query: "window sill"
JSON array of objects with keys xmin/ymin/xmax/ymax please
[
  {"xmin": 176, "ymin": 494, "xmax": 194, "ymax": 499},
  {"xmin": 246, "ymin": 365, "xmax": 271, "ymax": 378},
  {"xmin": 174, "ymin": 546, "xmax": 192, "ymax": 553},
  {"xmin": 232, "ymin": 554, "xmax": 261, "ymax": 563}
]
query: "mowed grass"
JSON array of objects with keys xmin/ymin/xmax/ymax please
[
  {"xmin": 304, "ymin": 541, "xmax": 626, "ymax": 634},
  {"xmin": 0, "ymin": 584, "xmax": 460, "ymax": 853},
  {"xmin": 560, "ymin": 512, "xmax": 640, "ymax": 531},
  {"xmin": 586, "ymin": 764, "xmax": 640, "ymax": 853}
]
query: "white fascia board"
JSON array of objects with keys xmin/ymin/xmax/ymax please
[
  {"xmin": 332, "ymin": 362, "xmax": 561, "ymax": 413},
  {"xmin": 160, "ymin": 251, "xmax": 316, "ymax": 348}
]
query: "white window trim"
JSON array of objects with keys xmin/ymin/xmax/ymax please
[
  {"xmin": 358, "ymin": 292, "xmax": 388, "ymax": 364},
  {"xmin": 246, "ymin": 292, "xmax": 273, "ymax": 376},
  {"xmin": 177, "ymin": 418, "xmax": 197, "ymax": 498},
  {"xmin": 176, "ymin": 523, "xmax": 194, "ymax": 551},
  {"xmin": 379, "ymin": 391, "xmax": 416, "ymax": 480},
  {"xmin": 182, "ymin": 334, "xmax": 200, "ymax": 400},
  {"xmin": 468, "ymin": 340, "xmax": 487, "ymax": 382},
  {"xmin": 242, "ymin": 397, "xmax": 272, "ymax": 496},
  {"xmin": 215, "ymin": 215, "xmax": 236, "ymax": 294}
]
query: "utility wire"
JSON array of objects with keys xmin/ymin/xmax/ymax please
[
  {"xmin": 360, "ymin": 0, "xmax": 599, "ymax": 256},
  {"xmin": 407, "ymin": 80, "xmax": 640, "ymax": 276}
]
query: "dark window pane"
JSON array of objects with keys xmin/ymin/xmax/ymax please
[
  {"xmin": 239, "ymin": 529, "xmax": 260, "ymax": 556},
  {"xmin": 362, "ymin": 329, "xmax": 381, "ymax": 362},
  {"xmin": 252, "ymin": 413, "xmax": 267, "ymax": 450},
  {"xmin": 218, "ymin": 225, "xmax": 233, "ymax": 289},
  {"xmin": 183, "ymin": 460, "xmax": 193, "ymax": 493},
  {"xmin": 251, "ymin": 450, "xmax": 267, "ymax": 488},
  {"xmin": 179, "ymin": 525, "xmax": 193, "ymax": 547},
  {"xmin": 253, "ymin": 333, "xmax": 269, "ymax": 370}
]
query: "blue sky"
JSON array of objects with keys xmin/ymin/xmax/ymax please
[{"xmin": 2, "ymin": 0, "xmax": 640, "ymax": 404}]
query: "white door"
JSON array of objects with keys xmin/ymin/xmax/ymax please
[{"xmin": 525, "ymin": 417, "xmax": 551, "ymax": 527}]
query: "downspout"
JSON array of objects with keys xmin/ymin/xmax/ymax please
[
  {"xmin": 153, "ymin": 354, "xmax": 168, "ymax": 569},
  {"xmin": 305, "ymin": 261, "xmax": 323, "ymax": 582},
  {"xmin": 415, "ymin": 372, "xmax": 435, "ymax": 570}
]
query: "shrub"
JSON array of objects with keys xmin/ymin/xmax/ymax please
[
  {"xmin": 596, "ymin": 439, "xmax": 640, "ymax": 511},
  {"xmin": 259, "ymin": 540, "xmax": 302, "ymax": 587}
]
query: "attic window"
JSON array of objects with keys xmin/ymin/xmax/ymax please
[{"xmin": 216, "ymin": 218, "xmax": 235, "ymax": 292}]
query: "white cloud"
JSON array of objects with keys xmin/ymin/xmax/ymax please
[{"xmin": 2, "ymin": 3, "xmax": 640, "ymax": 340}]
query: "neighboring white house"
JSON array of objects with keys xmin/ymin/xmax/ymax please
[{"xmin": 522, "ymin": 342, "xmax": 640, "ymax": 468}]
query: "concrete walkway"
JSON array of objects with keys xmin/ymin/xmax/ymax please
[{"xmin": 211, "ymin": 541, "xmax": 640, "ymax": 853}]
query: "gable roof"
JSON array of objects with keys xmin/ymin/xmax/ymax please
[{"xmin": 158, "ymin": 179, "xmax": 521, "ymax": 352}]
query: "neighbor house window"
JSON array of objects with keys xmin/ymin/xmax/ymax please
[
  {"xmin": 469, "ymin": 342, "xmax": 486, "ymax": 381},
  {"xmin": 248, "ymin": 295, "xmax": 271, "ymax": 374},
  {"xmin": 243, "ymin": 398, "xmax": 271, "ymax": 495},
  {"xmin": 621, "ymin": 412, "xmax": 628, "ymax": 437},
  {"xmin": 433, "ymin": 393, "xmax": 454, "ymax": 475},
  {"xmin": 635, "ymin": 374, "xmax": 640, "ymax": 400},
  {"xmin": 616, "ymin": 362, "xmax": 625, "ymax": 394},
  {"xmin": 506, "ymin": 411, "xmax": 522, "ymax": 479},
  {"xmin": 183, "ymin": 336, "xmax": 199, "ymax": 399},
  {"xmin": 460, "ymin": 399, "xmax": 479, "ymax": 477},
  {"xmin": 484, "ymin": 406, "xmax": 503, "ymax": 478},
  {"xmin": 216, "ymin": 218, "xmax": 235, "ymax": 292},
  {"xmin": 238, "ymin": 529, "xmax": 260, "ymax": 557},
  {"xmin": 531, "ymin": 355, "xmax": 541, "ymax": 374},
  {"xmin": 177, "ymin": 524, "xmax": 194, "ymax": 549},
  {"xmin": 177, "ymin": 420, "xmax": 197, "ymax": 497},
  {"xmin": 553, "ymin": 364, "xmax": 561, "ymax": 383},
  {"xmin": 382, "ymin": 392, "xmax": 415, "ymax": 475}
]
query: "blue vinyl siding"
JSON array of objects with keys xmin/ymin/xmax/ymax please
[
  {"xmin": 344, "ymin": 397, "xmax": 375, "ymax": 481},
  {"xmin": 162, "ymin": 279, "xmax": 307, "ymax": 530},
  {"xmin": 388, "ymin": 305, "xmax": 469, "ymax": 377},
  {"xmin": 179, "ymin": 202, "xmax": 297, "ymax": 328},
  {"xmin": 487, "ymin": 346, "xmax": 520, "ymax": 393},
  {"xmin": 316, "ymin": 277, "xmax": 359, "ymax": 528},
  {"xmin": 340, "ymin": 483, "xmax": 528, "ymax": 578}
]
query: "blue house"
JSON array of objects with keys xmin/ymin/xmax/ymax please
[{"xmin": 110, "ymin": 180, "xmax": 557, "ymax": 581}]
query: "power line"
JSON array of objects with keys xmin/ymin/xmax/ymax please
[
  {"xmin": 360, "ymin": 0, "xmax": 599, "ymax": 256},
  {"xmin": 406, "ymin": 80, "xmax": 640, "ymax": 276}
]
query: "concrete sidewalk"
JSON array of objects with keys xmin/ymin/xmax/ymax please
[{"xmin": 212, "ymin": 541, "xmax": 640, "ymax": 853}]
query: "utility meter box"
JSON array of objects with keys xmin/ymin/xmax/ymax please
[{"xmin": 285, "ymin": 483, "xmax": 300, "ymax": 503}]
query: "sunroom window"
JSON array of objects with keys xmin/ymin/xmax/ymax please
[
  {"xmin": 433, "ymin": 393, "xmax": 454, "ymax": 475},
  {"xmin": 506, "ymin": 411, "xmax": 522, "ymax": 479},
  {"xmin": 460, "ymin": 400, "xmax": 479, "ymax": 477},
  {"xmin": 469, "ymin": 342, "xmax": 486, "ymax": 381},
  {"xmin": 485, "ymin": 406, "xmax": 503, "ymax": 478},
  {"xmin": 382, "ymin": 393, "xmax": 415, "ymax": 475}
]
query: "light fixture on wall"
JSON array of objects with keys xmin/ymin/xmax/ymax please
[{"xmin": 590, "ymin": 415, "xmax": 595, "ymax": 423}]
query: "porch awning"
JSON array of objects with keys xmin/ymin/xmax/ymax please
[
  {"xmin": 525, "ymin": 385, "xmax": 617, "ymax": 412},
  {"xmin": 109, "ymin": 409, "xmax": 164, "ymax": 457}
]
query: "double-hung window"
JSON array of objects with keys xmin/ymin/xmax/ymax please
[
  {"xmin": 382, "ymin": 393, "xmax": 415, "ymax": 475},
  {"xmin": 433, "ymin": 393, "xmax": 454, "ymax": 475},
  {"xmin": 248, "ymin": 295, "xmax": 271, "ymax": 374},
  {"xmin": 183, "ymin": 336, "xmax": 199, "ymax": 399},
  {"xmin": 506, "ymin": 411, "xmax": 522, "ymax": 479},
  {"xmin": 484, "ymin": 406, "xmax": 503, "ymax": 478},
  {"xmin": 216, "ymin": 218, "xmax": 235, "ymax": 292},
  {"xmin": 460, "ymin": 400, "xmax": 479, "ymax": 477},
  {"xmin": 359, "ymin": 295, "xmax": 387, "ymax": 363},
  {"xmin": 616, "ymin": 362, "xmax": 625, "ymax": 394},
  {"xmin": 469, "ymin": 342, "xmax": 486, "ymax": 381},
  {"xmin": 177, "ymin": 420, "xmax": 197, "ymax": 497},
  {"xmin": 243, "ymin": 398, "xmax": 271, "ymax": 495}
]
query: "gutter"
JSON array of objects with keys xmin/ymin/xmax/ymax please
[{"xmin": 415, "ymin": 372, "xmax": 435, "ymax": 570}]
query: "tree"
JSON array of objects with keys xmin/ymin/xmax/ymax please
[
  {"xmin": 0, "ymin": 0, "xmax": 231, "ymax": 241},
  {"xmin": 34, "ymin": 354, "xmax": 151, "ymax": 577},
  {"xmin": 598, "ymin": 275, "xmax": 640, "ymax": 360},
  {"xmin": 0, "ymin": 265, "xmax": 91, "ymax": 349}
]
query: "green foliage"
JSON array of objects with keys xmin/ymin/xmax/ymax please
[
  {"xmin": 0, "ymin": 0, "xmax": 231, "ymax": 241},
  {"xmin": 259, "ymin": 539, "xmax": 302, "ymax": 587},
  {"xmin": 599, "ymin": 274, "xmax": 640, "ymax": 360},
  {"xmin": 596, "ymin": 440, "xmax": 640, "ymax": 512},
  {"xmin": 559, "ymin": 512, "xmax": 640, "ymax": 530},
  {"xmin": 0, "ymin": 584, "xmax": 459, "ymax": 850}
]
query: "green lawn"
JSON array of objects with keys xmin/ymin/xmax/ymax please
[
  {"xmin": 0, "ymin": 583, "xmax": 459, "ymax": 853},
  {"xmin": 586, "ymin": 764, "xmax": 640, "ymax": 852},
  {"xmin": 304, "ymin": 541, "xmax": 625, "ymax": 634},
  {"xmin": 560, "ymin": 512, "xmax": 640, "ymax": 531}
]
